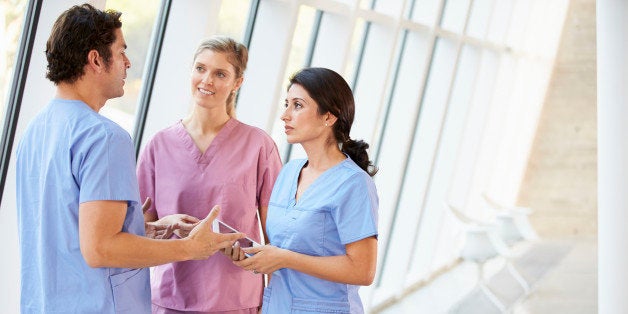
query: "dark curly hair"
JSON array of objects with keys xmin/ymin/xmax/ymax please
[
  {"xmin": 288, "ymin": 67, "xmax": 378, "ymax": 177},
  {"xmin": 45, "ymin": 3, "xmax": 122, "ymax": 84}
]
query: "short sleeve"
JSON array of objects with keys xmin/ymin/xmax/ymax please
[
  {"xmin": 73, "ymin": 124, "xmax": 139, "ymax": 205},
  {"xmin": 331, "ymin": 173, "xmax": 379, "ymax": 245},
  {"xmin": 136, "ymin": 139, "xmax": 157, "ymax": 216}
]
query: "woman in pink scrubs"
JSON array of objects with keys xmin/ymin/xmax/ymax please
[{"xmin": 137, "ymin": 36, "xmax": 282, "ymax": 314}]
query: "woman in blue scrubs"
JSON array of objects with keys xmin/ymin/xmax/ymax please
[{"xmin": 234, "ymin": 67, "xmax": 379, "ymax": 313}]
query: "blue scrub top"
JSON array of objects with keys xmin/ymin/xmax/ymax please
[
  {"xmin": 16, "ymin": 99, "xmax": 150, "ymax": 313},
  {"xmin": 263, "ymin": 157, "xmax": 379, "ymax": 314}
]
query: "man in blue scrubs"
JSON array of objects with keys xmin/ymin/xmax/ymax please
[{"xmin": 15, "ymin": 4, "xmax": 243, "ymax": 313}]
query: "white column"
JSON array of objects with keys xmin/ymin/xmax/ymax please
[{"xmin": 597, "ymin": 0, "xmax": 628, "ymax": 313}]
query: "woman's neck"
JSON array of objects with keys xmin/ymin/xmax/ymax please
[
  {"xmin": 182, "ymin": 107, "xmax": 230, "ymax": 135},
  {"xmin": 301, "ymin": 139, "xmax": 346, "ymax": 172}
]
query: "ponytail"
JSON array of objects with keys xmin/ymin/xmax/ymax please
[
  {"xmin": 288, "ymin": 67, "xmax": 378, "ymax": 177},
  {"xmin": 342, "ymin": 138, "xmax": 378, "ymax": 177}
]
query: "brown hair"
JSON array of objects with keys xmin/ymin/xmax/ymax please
[{"xmin": 45, "ymin": 4, "xmax": 122, "ymax": 84}]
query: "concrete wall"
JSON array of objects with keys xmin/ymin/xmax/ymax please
[{"xmin": 518, "ymin": 0, "xmax": 597, "ymax": 237}]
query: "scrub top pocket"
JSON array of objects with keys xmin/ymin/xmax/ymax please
[
  {"xmin": 284, "ymin": 209, "xmax": 326, "ymax": 256},
  {"xmin": 290, "ymin": 297, "xmax": 351, "ymax": 313},
  {"xmin": 110, "ymin": 268, "xmax": 151, "ymax": 313}
]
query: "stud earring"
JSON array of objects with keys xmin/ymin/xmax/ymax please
[{"xmin": 325, "ymin": 123, "xmax": 328, "ymax": 127}]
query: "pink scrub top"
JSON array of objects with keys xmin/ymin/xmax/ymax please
[{"xmin": 137, "ymin": 119, "xmax": 282, "ymax": 312}]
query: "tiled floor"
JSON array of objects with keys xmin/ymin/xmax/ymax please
[{"xmin": 375, "ymin": 236, "xmax": 597, "ymax": 313}]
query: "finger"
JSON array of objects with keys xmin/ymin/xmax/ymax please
[
  {"xmin": 224, "ymin": 244, "xmax": 233, "ymax": 257},
  {"xmin": 163, "ymin": 225, "xmax": 175, "ymax": 239},
  {"xmin": 238, "ymin": 249, "xmax": 246, "ymax": 261},
  {"xmin": 155, "ymin": 225, "xmax": 173, "ymax": 239},
  {"xmin": 142, "ymin": 197, "xmax": 152, "ymax": 213},
  {"xmin": 232, "ymin": 242, "xmax": 242, "ymax": 260},
  {"xmin": 233, "ymin": 257, "xmax": 253, "ymax": 268},
  {"xmin": 213, "ymin": 234, "xmax": 245, "ymax": 251},
  {"xmin": 201, "ymin": 205, "xmax": 221, "ymax": 224},
  {"xmin": 179, "ymin": 215, "xmax": 201, "ymax": 224},
  {"xmin": 178, "ymin": 223, "xmax": 197, "ymax": 231},
  {"xmin": 242, "ymin": 246, "xmax": 263, "ymax": 255}
]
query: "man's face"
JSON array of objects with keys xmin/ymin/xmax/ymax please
[{"xmin": 102, "ymin": 28, "xmax": 131, "ymax": 99}]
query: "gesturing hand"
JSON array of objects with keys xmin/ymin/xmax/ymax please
[{"xmin": 185, "ymin": 206, "xmax": 246, "ymax": 260}]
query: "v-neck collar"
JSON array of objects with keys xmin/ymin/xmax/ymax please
[
  {"xmin": 291, "ymin": 157, "xmax": 349, "ymax": 206},
  {"xmin": 175, "ymin": 118, "xmax": 238, "ymax": 165}
]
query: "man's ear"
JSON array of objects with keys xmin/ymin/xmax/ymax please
[{"xmin": 86, "ymin": 50, "xmax": 103, "ymax": 73}]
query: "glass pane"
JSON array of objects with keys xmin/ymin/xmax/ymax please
[
  {"xmin": 373, "ymin": 0, "xmax": 405, "ymax": 16},
  {"xmin": 409, "ymin": 0, "xmax": 443, "ymax": 26},
  {"xmin": 216, "ymin": 0, "xmax": 252, "ymax": 42},
  {"xmin": 344, "ymin": 18, "xmax": 366, "ymax": 87},
  {"xmin": 505, "ymin": 0, "xmax": 532, "ymax": 50},
  {"xmin": 0, "ymin": 0, "xmax": 27, "ymax": 128},
  {"xmin": 447, "ymin": 50, "xmax": 498, "ymax": 208},
  {"xmin": 360, "ymin": 0, "xmax": 375, "ymax": 10},
  {"xmin": 466, "ymin": 0, "xmax": 494, "ymax": 39},
  {"xmin": 269, "ymin": 5, "xmax": 317, "ymax": 162},
  {"xmin": 396, "ymin": 37, "xmax": 457, "ymax": 281},
  {"xmin": 374, "ymin": 30, "xmax": 431, "ymax": 297},
  {"xmin": 466, "ymin": 53, "xmax": 515, "ymax": 215},
  {"xmin": 103, "ymin": 0, "xmax": 160, "ymax": 134},
  {"xmin": 440, "ymin": 0, "xmax": 472, "ymax": 33},
  {"xmin": 351, "ymin": 22, "xmax": 396, "ymax": 145},
  {"xmin": 486, "ymin": 0, "xmax": 515, "ymax": 44},
  {"xmin": 411, "ymin": 44, "xmax": 481, "ymax": 276}
]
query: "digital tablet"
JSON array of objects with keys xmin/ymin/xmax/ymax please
[{"xmin": 212, "ymin": 219, "xmax": 260, "ymax": 256}]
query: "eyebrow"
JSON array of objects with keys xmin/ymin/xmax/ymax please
[
  {"xmin": 286, "ymin": 97, "xmax": 307, "ymax": 103},
  {"xmin": 193, "ymin": 63, "xmax": 233, "ymax": 73}
]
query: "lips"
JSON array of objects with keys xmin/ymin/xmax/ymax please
[
  {"xmin": 284, "ymin": 125, "xmax": 293, "ymax": 133},
  {"xmin": 198, "ymin": 88, "xmax": 215, "ymax": 95}
]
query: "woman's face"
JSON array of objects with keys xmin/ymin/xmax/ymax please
[
  {"xmin": 281, "ymin": 83, "xmax": 332, "ymax": 145},
  {"xmin": 190, "ymin": 49, "xmax": 242, "ymax": 111}
]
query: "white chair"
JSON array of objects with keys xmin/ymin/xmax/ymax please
[
  {"xmin": 445, "ymin": 202, "xmax": 531, "ymax": 312},
  {"xmin": 482, "ymin": 193, "xmax": 538, "ymax": 245}
]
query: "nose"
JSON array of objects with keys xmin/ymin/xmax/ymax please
[
  {"xmin": 280, "ymin": 107, "xmax": 290, "ymax": 121},
  {"xmin": 201, "ymin": 73, "xmax": 212, "ymax": 85},
  {"xmin": 124, "ymin": 55, "xmax": 131, "ymax": 69}
]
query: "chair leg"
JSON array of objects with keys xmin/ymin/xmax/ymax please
[
  {"xmin": 478, "ymin": 283, "xmax": 507, "ymax": 313},
  {"xmin": 477, "ymin": 262, "xmax": 507, "ymax": 313},
  {"xmin": 505, "ymin": 262, "xmax": 530, "ymax": 293}
]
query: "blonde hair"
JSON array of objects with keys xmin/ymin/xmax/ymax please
[{"xmin": 193, "ymin": 36, "xmax": 248, "ymax": 117}]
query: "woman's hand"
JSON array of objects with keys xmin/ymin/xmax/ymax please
[
  {"xmin": 143, "ymin": 198, "xmax": 177, "ymax": 239},
  {"xmin": 222, "ymin": 241, "xmax": 247, "ymax": 261},
  {"xmin": 155, "ymin": 214, "xmax": 200, "ymax": 238},
  {"xmin": 233, "ymin": 245, "xmax": 289, "ymax": 274},
  {"xmin": 145, "ymin": 221, "xmax": 175, "ymax": 239}
]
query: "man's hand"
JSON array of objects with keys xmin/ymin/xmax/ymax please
[{"xmin": 185, "ymin": 206, "xmax": 245, "ymax": 260}]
